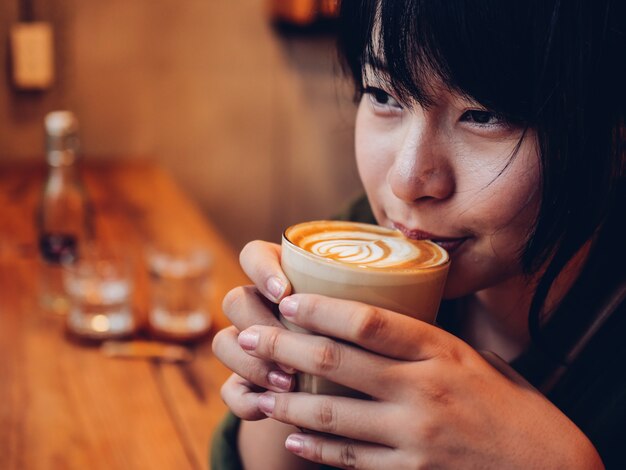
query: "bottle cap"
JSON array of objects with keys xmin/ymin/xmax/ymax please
[
  {"xmin": 44, "ymin": 111, "xmax": 78, "ymax": 137},
  {"xmin": 45, "ymin": 111, "xmax": 79, "ymax": 166}
]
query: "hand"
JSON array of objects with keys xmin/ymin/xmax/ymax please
[
  {"xmin": 212, "ymin": 241, "xmax": 295, "ymax": 420},
  {"xmin": 236, "ymin": 294, "xmax": 604, "ymax": 470}
]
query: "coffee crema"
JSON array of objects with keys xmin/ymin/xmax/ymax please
[{"xmin": 284, "ymin": 221, "xmax": 448, "ymax": 270}]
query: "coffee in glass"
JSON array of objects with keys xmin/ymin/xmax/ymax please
[{"xmin": 280, "ymin": 220, "xmax": 450, "ymax": 396}]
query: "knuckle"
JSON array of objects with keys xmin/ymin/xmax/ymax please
[
  {"xmin": 423, "ymin": 381, "xmax": 452, "ymax": 407},
  {"xmin": 265, "ymin": 328, "xmax": 282, "ymax": 359},
  {"xmin": 313, "ymin": 339, "xmax": 342, "ymax": 374},
  {"xmin": 434, "ymin": 340, "xmax": 464, "ymax": 364},
  {"xmin": 222, "ymin": 286, "xmax": 245, "ymax": 316},
  {"xmin": 339, "ymin": 441, "xmax": 357, "ymax": 468},
  {"xmin": 308, "ymin": 439, "xmax": 325, "ymax": 463},
  {"xmin": 412, "ymin": 362, "xmax": 453, "ymax": 405},
  {"xmin": 299, "ymin": 294, "xmax": 320, "ymax": 317},
  {"xmin": 443, "ymin": 346, "xmax": 463, "ymax": 364},
  {"xmin": 247, "ymin": 358, "xmax": 270, "ymax": 386},
  {"xmin": 315, "ymin": 398, "xmax": 337, "ymax": 433},
  {"xmin": 354, "ymin": 306, "xmax": 387, "ymax": 341},
  {"xmin": 273, "ymin": 394, "xmax": 290, "ymax": 419},
  {"xmin": 412, "ymin": 418, "xmax": 443, "ymax": 447}
]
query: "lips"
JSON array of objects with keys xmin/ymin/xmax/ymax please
[{"xmin": 392, "ymin": 222, "xmax": 469, "ymax": 254}]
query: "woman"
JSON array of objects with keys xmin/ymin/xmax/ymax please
[{"xmin": 212, "ymin": 1, "xmax": 626, "ymax": 468}]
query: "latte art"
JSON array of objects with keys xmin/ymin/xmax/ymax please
[
  {"xmin": 281, "ymin": 220, "xmax": 451, "ymax": 397},
  {"xmin": 285, "ymin": 222, "xmax": 448, "ymax": 270}
]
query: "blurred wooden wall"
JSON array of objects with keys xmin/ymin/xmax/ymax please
[{"xmin": 0, "ymin": 0, "xmax": 362, "ymax": 250}]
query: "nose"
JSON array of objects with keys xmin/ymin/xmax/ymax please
[{"xmin": 387, "ymin": 120, "xmax": 455, "ymax": 203}]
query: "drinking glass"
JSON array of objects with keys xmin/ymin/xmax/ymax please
[
  {"xmin": 147, "ymin": 247, "xmax": 212, "ymax": 341},
  {"xmin": 281, "ymin": 220, "xmax": 450, "ymax": 396},
  {"xmin": 64, "ymin": 245, "xmax": 135, "ymax": 339}
]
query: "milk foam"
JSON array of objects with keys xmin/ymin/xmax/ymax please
[
  {"xmin": 304, "ymin": 231, "xmax": 421, "ymax": 268},
  {"xmin": 287, "ymin": 222, "xmax": 448, "ymax": 270}
]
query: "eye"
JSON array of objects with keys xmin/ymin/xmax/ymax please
[
  {"xmin": 362, "ymin": 86, "xmax": 402, "ymax": 112},
  {"xmin": 460, "ymin": 110, "xmax": 505, "ymax": 126}
]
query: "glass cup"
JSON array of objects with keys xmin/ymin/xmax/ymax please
[
  {"xmin": 280, "ymin": 220, "xmax": 450, "ymax": 396},
  {"xmin": 147, "ymin": 247, "xmax": 212, "ymax": 341},
  {"xmin": 64, "ymin": 245, "xmax": 135, "ymax": 340}
]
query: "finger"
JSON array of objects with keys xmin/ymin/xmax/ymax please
[
  {"xmin": 240, "ymin": 240, "xmax": 292, "ymax": 303},
  {"xmin": 212, "ymin": 326, "xmax": 295, "ymax": 393},
  {"xmin": 284, "ymin": 433, "xmax": 401, "ymax": 470},
  {"xmin": 222, "ymin": 285, "xmax": 283, "ymax": 330},
  {"xmin": 257, "ymin": 392, "xmax": 398, "ymax": 447},
  {"xmin": 220, "ymin": 373, "xmax": 266, "ymax": 421},
  {"xmin": 222, "ymin": 287, "xmax": 296, "ymax": 374},
  {"xmin": 237, "ymin": 326, "xmax": 394, "ymax": 398},
  {"xmin": 278, "ymin": 294, "xmax": 455, "ymax": 361}
]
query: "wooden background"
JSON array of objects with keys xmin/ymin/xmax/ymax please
[
  {"xmin": 0, "ymin": 0, "xmax": 363, "ymax": 249},
  {"xmin": 0, "ymin": 161, "xmax": 248, "ymax": 469}
]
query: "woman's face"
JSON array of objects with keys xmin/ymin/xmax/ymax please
[{"xmin": 355, "ymin": 71, "xmax": 541, "ymax": 298}]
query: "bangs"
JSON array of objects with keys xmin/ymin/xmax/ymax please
[{"xmin": 339, "ymin": 0, "xmax": 544, "ymax": 121}]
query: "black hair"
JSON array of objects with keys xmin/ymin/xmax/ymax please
[{"xmin": 337, "ymin": 0, "xmax": 626, "ymax": 364}]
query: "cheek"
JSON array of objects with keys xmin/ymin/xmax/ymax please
[
  {"xmin": 453, "ymin": 133, "xmax": 541, "ymax": 236},
  {"xmin": 354, "ymin": 103, "xmax": 393, "ymax": 195},
  {"xmin": 443, "ymin": 146, "xmax": 541, "ymax": 295},
  {"xmin": 469, "ymin": 154, "xmax": 540, "ymax": 237}
]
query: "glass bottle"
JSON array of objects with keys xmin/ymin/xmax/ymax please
[{"xmin": 37, "ymin": 111, "xmax": 93, "ymax": 314}]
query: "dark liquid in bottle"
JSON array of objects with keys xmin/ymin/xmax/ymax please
[{"xmin": 39, "ymin": 233, "xmax": 78, "ymax": 264}]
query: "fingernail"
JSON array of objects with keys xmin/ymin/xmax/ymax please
[
  {"xmin": 285, "ymin": 435, "xmax": 304, "ymax": 454},
  {"xmin": 279, "ymin": 296, "xmax": 298, "ymax": 318},
  {"xmin": 258, "ymin": 394, "xmax": 275, "ymax": 414},
  {"xmin": 267, "ymin": 276, "xmax": 286, "ymax": 302},
  {"xmin": 238, "ymin": 330, "xmax": 259, "ymax": 350},
  {"xmin": 268, "ymin": 370, "xmax": 293, "ymax": 391}
]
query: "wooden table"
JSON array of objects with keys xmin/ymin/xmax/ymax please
[{"xmin": 0, "ymin": 161, "xmax": 247, "ymax": 469}]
